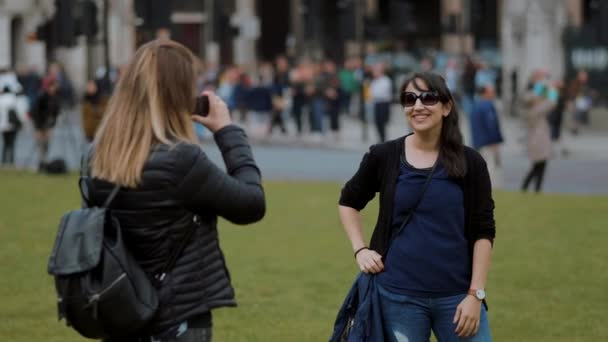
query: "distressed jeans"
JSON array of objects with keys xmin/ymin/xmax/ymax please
[
  {"xmin": 378, "ymin": 285, "xmax": 491, "ymax": 342},
  {"xmin": 158, "ymin": 327, "xmax": 212, "ymax": 342},
  {"xmin": 105, "ymin": 327, "xmax": 212, "ymax": 342}
]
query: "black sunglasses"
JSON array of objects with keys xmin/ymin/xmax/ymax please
[{"xmin": 400, "ymin": 91, "xmax": 440, "ymax": 107}]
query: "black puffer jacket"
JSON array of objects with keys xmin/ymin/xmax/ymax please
[{"xmin": 84, "ymin": 125, "xmax": 265, "ymax": 334}]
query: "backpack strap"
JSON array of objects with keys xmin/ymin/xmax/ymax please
[{"xmin": 79, "ymin": 144, "xmax": 121, "ymax": 209}]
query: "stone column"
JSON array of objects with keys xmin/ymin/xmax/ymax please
[
  {"xmin": 565, "ymin": 0, "xmax": 583, "ymax": 28},
  {"xmin": 290, "ymin": 0, "xmax": 303, "ymax": 58},
  {"xmin": 501, "ymin": 0, "xmax": 567, "ymax": 116},
  {"xmin": 0, "ymin": 13, "xmax": 11, "ymax": 68},
  {"xmin": 441, "ymin": 0, "xmax": 474, "ymax": 54},
  {"xmin": 55, "ymin": 40, "xmax": 88, "ymax": 94},
  {"xmin": 21, "ymin": 13, "xmax": 47, "ymax": 74},
  {"xmin": 232, "ymin": 0, "xmax": 259, "ymax": 69},
  {"xmin": 108, "ymin": 0, "xmax": 136, "ymax": 68},
  {"xmin": 204, "ymin": 0, "xmax": 220, "ymax": 65}
]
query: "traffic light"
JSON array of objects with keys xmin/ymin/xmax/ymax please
[
  {"xmin": 599, "ymin": 2, "xmax": 608, "ymax": 43},
  {"xmin": 135, "ymin": 0, "xmax": 172, "ymax": 30},
  {"xmin": 55, "ymin": 0, "xmax": 77, "ymax": 47},
  {"xmin": 32, "ymin": 19, "xmax": 54, "ymax": 44},
  {"xmin": 30, "ymin": 0, "xmax": 100, "ymax": 47},
  {"xmin": 80, "ymin": 0, "xmax": 99, "ymax": 39}
]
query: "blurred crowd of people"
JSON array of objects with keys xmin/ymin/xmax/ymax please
[
  {"xmin": 0, "ymin": 47, "xmax": 600, "ymax": 191},
  {"xmin": 0, "ymin": 62, "xmax": 117, "ymax": 172},
  {"xmin": 192, "ymin": 52, "xmax": 502, "ymax": 144}
]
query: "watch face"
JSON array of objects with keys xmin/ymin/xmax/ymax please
[{"xmin": 476, "ymin": 289, "xmax": 486, "ymax": 300}]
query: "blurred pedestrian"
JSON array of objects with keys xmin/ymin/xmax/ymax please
[
  {"xmin": 470, "ymin": 85, "xmax": 504, "ymax": 189},
  {"xmin": 369, "ymin": 64, "xmax": 392, "ymax": 143},
  {"xmin": 547, "ymin": 79, "xmax": 567, "ymax": 156},
  {"xmin": 290, "ymin": 60, "xmax": 313, "ymax": 135},
  {"xmin": 521, "ymin": 77, "xmax": 557, "ymax": 193},
  {"xmin": 0, "ymin": 86, "xmax": 27, "ymax": 166},
  {"xmin": 566, "ymin": 70, "xmax": 592, "ymax": 135},
  {"xmin": 86, "ymin": 39, "xmax": 265, "ymax": 341},
  {"xmin": 81, "ymin": 80, "xmax": 107, "ymax": 143},
  {"xmin": 245, "ymin": 63, "xmax": 274, "ymax": 136},
  {"xmin": 461, "ymin": 56, "xmax": 477, "ymax": 116},
  {"xmin": 43, "ymin": 63, "xmax": 75, "ymax": 108},
  {"xmin": 16, "ymin": 65, "xmax": 41, "ymax": 110},
  {"xmin": 310, "ymin": 62, "xmax": 327, "ymax": 134},
  {"xmin": 268, "ymin": 56, "xmax": 290, "ymax": 135},
  {"xmin": 0, "ymin": 67, "xmax": 23, "ymax": 94},
  {"xmin": 338, "ymin": 57, "xmax": 359, "ymax": 117},
  {"xmin": 444, "ymin": 58, "xmax": 460, "ymax": 98},
  {"xmin": 474, "ymin": 61, "xmax": 497, "ymax": 90},
  {"xmin": 31, "ymin": 80, "xmax": 60, "ymax": 170},
  {"xmin": 338, "ymin": 71, "xmax": 494, "ymax": 341},
  {"xmin": 321, "ymin": 60, "xmax": 341, "ymax": 139}
]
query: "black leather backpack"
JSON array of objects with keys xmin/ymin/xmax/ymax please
[{"xmin": 47, "ymin": 174, "xmax": 196, "ymax": 339}]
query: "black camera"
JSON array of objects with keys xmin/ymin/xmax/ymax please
[{"xmin": 194, "ymin": 95, "xmax": 209, "ymax": 116}]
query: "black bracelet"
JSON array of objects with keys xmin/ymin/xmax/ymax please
[{"xmin": 354, "ymin": 247, "xmax": 369, "ymax": 259}]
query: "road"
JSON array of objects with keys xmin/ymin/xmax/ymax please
[{"xmin": 6, "ymin": 105, "xmax": 608, "ymax": 195}]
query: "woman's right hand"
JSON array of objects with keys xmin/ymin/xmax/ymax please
[
  {"xmin": 192, "ymin": 91, "xmax": 232, "ymax": 133},
  {"xmin": 356, "ymin": 249, "xmax": 384, "ymax": 274}
]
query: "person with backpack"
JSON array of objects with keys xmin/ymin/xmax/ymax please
[
  {"xmin": 336, "ymin": 72, "xmax": 495, "ymax": 341},
  {"xmin": 62, "ymin": 39, "xmax": 266, "ymax": 341},
  {"xmin": 31, "ymin": 79, "xmax": 61, "ymax": 170},
  {"xmin": 0, "ymin": 86, "xmax": 26, "ymax": 166}
]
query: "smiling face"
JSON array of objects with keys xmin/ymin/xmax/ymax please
[{"xmin": 402, "ymin": 78, "xmax": 452, "ymax": 134}]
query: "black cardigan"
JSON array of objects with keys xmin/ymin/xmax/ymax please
[{"xmin": 339, "ymin": 136, "xmax": 496, "ymax": 258}]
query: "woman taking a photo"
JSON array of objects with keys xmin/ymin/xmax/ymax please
[
  {"xmin": 85, "ymin": 39, "xmax": 265, "ymax": 341},
  {"xmin": 339, "ymin": 72, "xmax": 495, "ymax": 341}
]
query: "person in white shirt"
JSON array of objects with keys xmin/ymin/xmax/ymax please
[
  {"xmin": 369, "ymin": 64, "xmax": 393, "ymax": 142},
  {"xmin": 0, "ymin": 86, "xmax": 28, "ymax": 166}
]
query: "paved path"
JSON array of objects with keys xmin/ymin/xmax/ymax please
[{"xmin": 5, "ymin": 105, "xmax": 608, "ymax": 195}]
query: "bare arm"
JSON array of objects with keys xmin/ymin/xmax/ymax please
[
  {"xmin": 454, "ymin": 238, "xmax": 493, "ymax": 337},
  {"xmin": 339, "ymin": 205, "xmax": 384, "ymax": 273},
  {"xmin": 338, "ymin": 205, "xmax": 367, "ymax": 252},
  {"xmin": 470, "ymin": 239, "xmax": 493, "ymax": 291}
]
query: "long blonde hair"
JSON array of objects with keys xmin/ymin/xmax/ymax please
[{"xmin": 91, "ymin": 39, "xmax": 198, "ymax": 187}]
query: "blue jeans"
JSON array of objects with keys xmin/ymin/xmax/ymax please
[
  {"xmin": 378, "ymin": 285, "xmax": 491, "ymax": 342},
  {"xmin": 310, "ymin": 98, "xmax": 325, "ymax": 133}
]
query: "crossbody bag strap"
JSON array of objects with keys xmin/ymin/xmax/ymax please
[
  {"xmin": 102, "ymin": 185, "xmax": 121, "ymax": 208},
  {"xmin": 389, "ymin": 158, "xmax": 438, "ymax": 245},
  {"xmin": 154, "ymin": 216, "xmax": 200, "ymax": 285}
]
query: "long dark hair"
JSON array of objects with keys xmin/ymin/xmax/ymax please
[{"xmin": 400, "ymin": 72, "xmax": 466, "ymax": 178}]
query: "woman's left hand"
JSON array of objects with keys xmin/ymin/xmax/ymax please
[{"xmin": 453, "ymin": 295, "xmax": 482, "ymax": 338}]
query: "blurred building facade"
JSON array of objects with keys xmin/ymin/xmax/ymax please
[
  {"xmin": 1, "ymin": 0, "xmax": 607, "ymax": 97},
  {"xmin": 0, "ymin": 0, "xmax": 135, "ymax": 93},
  {"xmin": 501, "ymin": 0, "xmax": 608, "ymax": 116}
]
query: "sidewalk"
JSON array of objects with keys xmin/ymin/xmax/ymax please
[{"xmin": 246, "ymin": 104, "xmax": 608, "ymax": 161}]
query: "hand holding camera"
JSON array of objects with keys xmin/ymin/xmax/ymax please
[{"xmin": 192, "ymin": 91, "xmax": 232, "ymax": 133}]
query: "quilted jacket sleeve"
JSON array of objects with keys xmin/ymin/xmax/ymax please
[{"xmin": 175, "ymin": 125, "xmax": 265, "ymax": 224}]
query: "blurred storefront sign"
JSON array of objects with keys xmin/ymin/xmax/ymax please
[
  {"xmin": 564, "ymin": 27, "xmax": 608, "ymax": 99},
  {"xmin": 570, "ymin": 47, "xmax": 608, "ymax": 71}
]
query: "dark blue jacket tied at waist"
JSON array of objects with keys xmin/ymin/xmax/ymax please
[{"xmin": 329, "ymin": 273, "xmax": 385, "ymax": 342}]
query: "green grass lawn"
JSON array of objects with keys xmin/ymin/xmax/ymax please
[{"xmin": 1, "ymin": 170, "xmax": 607, "ymax": 341}]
